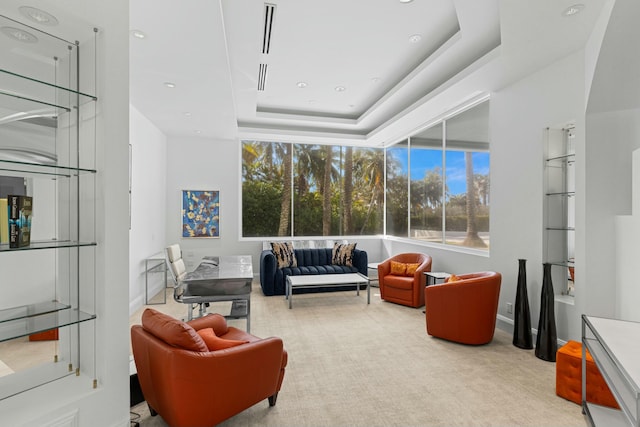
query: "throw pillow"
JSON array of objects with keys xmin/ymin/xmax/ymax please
[
  {"xmin": 141, "ymin": 308, "xmax": 208, "ymax": 352},
  {"xmin": 332, "ymin": 242, "xmax": 357, "ymax": 266},
  {"xmin": 390, "ymin": 260, "xmax": 406, "ymax": 275},
  {"xmin": 445, "ymin": 274, "xmax": 461, "ymax": 283},
  {"xmin": 404, "ymin": 263, "xmax": 420, "ymax": 276},
  {"xmin": 197, "ymin": 328, "xmax": 249, "ymax": 351},
  {"xmin": 271, "ymin": 241, "xmax": 297, "ymax": 268}
]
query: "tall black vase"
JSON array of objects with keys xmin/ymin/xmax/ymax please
[
  {"xmin": 513, "ymin": 259, "xmax": 533, "ymax": 349},
  {"xmin": 535, "ymin": 263, "xmax": 557, "ymax": 361}
]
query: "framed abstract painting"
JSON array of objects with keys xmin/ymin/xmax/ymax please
[{"xmin": 181, "ymin": 190, "xmax": 220, "ymax": 238}]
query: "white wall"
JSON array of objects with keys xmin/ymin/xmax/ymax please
[
  {"xmin": 585, "ymin": 0, "xmax": 640, "ymax": 321},
  {"xmin": 616, "ymin": 149, "xmax": 640, "ymax": 321},
  {"xmin": 129, "ymin": 106, "xmax": 168, "ymax": 314}
]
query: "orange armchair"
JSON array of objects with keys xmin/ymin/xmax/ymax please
[
  {"xmin": 378, "ymin": 253, "xmax": 432, "ymax": 308},
  {"xmin": 131, "ymin": 308, "xmax": 287, "ymax": 427},
  {"xmin": 425, "ymin": 271, "xmax": 501, "ymax": 345}
]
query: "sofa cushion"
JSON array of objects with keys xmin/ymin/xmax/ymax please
[
  {"xmin": 197, "ymin": 328, "xmax": 248, "ymax": 351},
  {"xmin": 332, "ymin": 242, "xmax": 357, "ymax": 266},
  {"xmin": 271, "ymin": 241, "xmax": 297, "ymax": 268},
  {"xmin": 142, "ymin": 308, "xmax": 208, "ymax": 352}
]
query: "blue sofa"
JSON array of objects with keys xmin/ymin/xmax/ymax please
[{"xmin": 259, "ymin": 247, "xmax": 368, "ymax": 296}]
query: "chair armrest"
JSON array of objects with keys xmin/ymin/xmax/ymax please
[
  {"xmin": 187, "ymin": 313, "xmax": 229, "ymax": 336},
  {"xmin": 260, "ymin": 250, "xmax": 277, "ymax": 296},
  {"xmin": 352, "ymin": 249, "xmax": 368, "ymax": 275},
  {"xmin": 413, "ymin": 256, "xmax": 432, "ymax": 284}
]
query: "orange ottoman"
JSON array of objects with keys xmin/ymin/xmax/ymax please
[{"xmin": 556, "ymin": 340, "xmax": 618, "ymax": 408}]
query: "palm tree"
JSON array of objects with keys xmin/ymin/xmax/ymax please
[
  {"xmin": 322, "ymin": 145, "xmax": 333, "ymax": 235},
  {"xmin": 462, "ymin": 152, "xmax": 487, "ymax": 248},
  {"xmin": 474, "ymin": 174, "xmax": 490, "ymax": 206},
  {"xmin": 342, "ymin": 146, "xmax": 353, "ymax": 234},
  {"xmin": 277, "ymin": 143, "xmax": 292, "ymax": 236},
  {"xmin": 357, "ymin": 148, "xmax": 385, "ymax": 234}
]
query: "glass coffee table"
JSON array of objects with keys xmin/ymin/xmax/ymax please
[{"xmin": 285, "ymin": 273, "xmax": 370, "ymax": 309}]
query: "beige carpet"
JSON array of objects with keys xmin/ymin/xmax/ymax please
[{"xmin": 130, "ymin": 284, "xmax": 585, "ymax": 427}]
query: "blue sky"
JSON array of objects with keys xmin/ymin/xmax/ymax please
[{"xmin": 390, "ymin": 148, "xmax": 489, "ymax": 195}]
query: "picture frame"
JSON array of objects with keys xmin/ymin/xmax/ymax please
[{"xmin": 181, "ymin": 190, "xmax": 220, "ymax": 238}]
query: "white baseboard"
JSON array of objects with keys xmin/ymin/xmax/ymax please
[{"xmin": 495, "ymin": 314, "xmax": 567, "ymax": 348}]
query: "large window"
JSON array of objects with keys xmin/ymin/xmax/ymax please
[
  {"xmin": 385, "ymin": 139, "xmax": 408, "ymax": 237},
  {"xmin": 242, "ymin": 99, "xmax": 489, "ymax": 248},
  {"xmin": 386, "ymin": 100, "xmax": 490, "ymax": 249},
  {"xmin": 242, "ymin": 142, "xmax": 384, "ymax": 237}
]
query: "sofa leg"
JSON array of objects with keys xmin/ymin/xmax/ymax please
[
  {"xmin": 148, "ymin": 404, "xmax": 158, "ymax": 416},
  {"xmin": 268, "ymin": 393, "xmax": 278, "ymax": 407}
]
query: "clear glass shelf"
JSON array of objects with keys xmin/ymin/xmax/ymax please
[
  {"xmin": 0, "ymin": 159, "xmax": 96, "ymax": 177},
  {"xmin": 0, "ymin": 308, "xmax": 96, "ymax": 343},
  {"xmin": 547, "ymin": 260, "xmax": 575, "ymax": 268},
  {"xmin": 546, "ymin": 227, "xmax": 575, "ymax": 231},
  {"xmin": 0, "ymin": 359, "xmax": 76, "ymax": 401},
  {"xmin": 546, "ymin": 191, "xmax": 575, "ymax": 196},
  {"xmin": 0, "ymin": 301, "xmax": 70, "ymax": 324},
  {"xmin": 0, "ymin": 69, "xmax": 96, "ymax": 105},
  {"xmin": 0, "ymin": 240, "xmax": 96, "ymax": 253},
  {"xmin": 547, "ymin": 153, "xmax": 575, "ymax": 162}
]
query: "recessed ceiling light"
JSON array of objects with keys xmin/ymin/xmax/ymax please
[
  {"xmin": 131, "ymin": 30, "xmax": 146, "ymax": 39},
  {"xmin": 164, "ymin": 82, "xmax": 176, "ymax": 88},
  {"xmin": 562, "ymin": 4, "xmax": 585, "ymax": 16},
  {"xmin": 409, "ymin": 34, "xmax": 422, "ymax": 43},
  {"xmin": 296, "ymin": 81, "xmax": 307, "ymax": 88},
  {"xmin": 371, "ymin": 77, "xmax": 381, "ymax": 83},
  {"xmin": 399, "ymin": 0, "xmax": 414, "ymax": 3},
  {"xmin": 308, "ymin": 100, "xmax": 317, "ymax": 104},
  {"xmin": 183, "ymin": 112, "xmax": 192, "ymax": 117},
  {"xmin": 195, "ymin": 130, "xmax": 202, "ymax": 134},
  {"xmin": 335, "ymin": 86, "xmax": 346, "ymax": 92},
  {"xmin": 1, "ymin": 27, "xmax": 38, "ymax": 43},
  {"xmin": 19, "ymin": 6, "xmax": 58, "ymax": 26}
]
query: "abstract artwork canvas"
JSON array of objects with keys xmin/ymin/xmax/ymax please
[{"xmin": 181, "ymin": 190, "xmax": 220, "ymax": 238}]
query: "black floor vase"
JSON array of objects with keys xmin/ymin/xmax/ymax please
[
  {"xmin": 535, "ymin": 263, "xmax": 557, "ymax": 361},
  {"xmin": 513, "ymin": 259, "xmax": 533, "ymax": 349}
]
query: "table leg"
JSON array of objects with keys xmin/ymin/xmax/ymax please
[
  {"xmin": 367, "ymin": 280, "xmax": 370, "ymax": 304},
  {"xmin": 246, "ymin": 298, "xmax": 251, "ymax": 333},
  {"xmin": 144, "ymin": 259, "xmax": 149, "ymax": 304},
  {"xmin": 288, "ymin": 279, "xmax": 293, "ymax": 309}
]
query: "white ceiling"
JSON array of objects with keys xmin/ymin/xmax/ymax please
[
  {"xmin": 129, "ymin": 0, "xmax": 608, "ymax": 145},
  {"xmin": 2, "ymin": 0, "xmax": 608, "ymax": 146}
]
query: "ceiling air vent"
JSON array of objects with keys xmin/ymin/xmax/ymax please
[
  {"xmin": 262, "ymin": 3, "xmax": 276, "ymax": 55},
  {"xmin": 258, "ymin": 63, "xmax": 268, "ymax": 91}
]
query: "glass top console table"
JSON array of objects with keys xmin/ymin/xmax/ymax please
[
  {"xmin": 582, "ymin": 315, "xmax": 640, "ymax": 427},
  {"xmin": 175, "ymin": 255, "xmax": 253, "ymax": 331},
  {"xmin": 144, "ymin": 252, "xmax": 168, "ymax": 305}
]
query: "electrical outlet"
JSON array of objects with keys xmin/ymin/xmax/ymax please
[{"xmin": 506, "ymin": 302, "xmax": 513, "ymax": 314}]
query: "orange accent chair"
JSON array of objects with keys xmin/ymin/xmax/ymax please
[
  {"xmin": 378, "ymin": 253, "xmax": 432, "ymax": 308},
  {"xmin": 425, "ymin": 271, "xmax": 501, "ymax": 345},
  {"xmin": 131, "ymin": 308, "xmax": 287, "ymax": 427}
]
